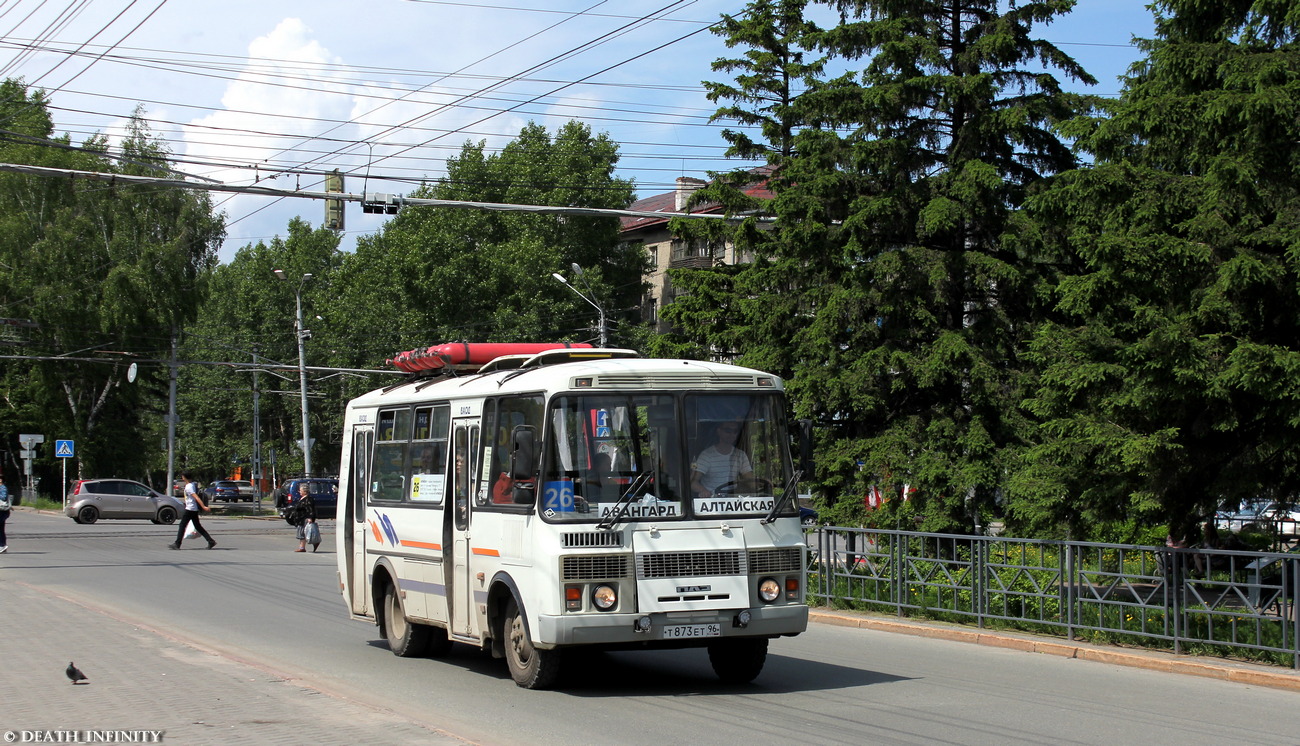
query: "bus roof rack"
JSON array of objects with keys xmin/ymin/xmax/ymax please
[
  {"xmin": 479, "ymin": 347, "xmax": 640, "ymax": 374},
  {"xmin": 388, "ymin": 342, "xmax": 596, "ymax": 375}
]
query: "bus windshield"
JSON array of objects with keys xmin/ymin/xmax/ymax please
[{"xmin": 541, "ymin": 392, "xmax": 793, "ymax": 523}]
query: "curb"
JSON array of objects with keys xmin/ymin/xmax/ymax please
[{"xmin": 809, "ymin": 609, "xmax": 1300, "ymax": 692}]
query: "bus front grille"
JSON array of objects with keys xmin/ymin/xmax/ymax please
[
  {"xmin": 562, "ymin": 531, "xmax": 624, "ymax": 548},
  {"xmin": 562, "ymin": 554, "xmax": 631, "ymax": 581},
  {"xmin": 637, "ymin": 550, "xmax": 745, "ymax": 579},
  {"xmin": 748, "ymin": 547, "xmax": 803, "ymax": 573}
]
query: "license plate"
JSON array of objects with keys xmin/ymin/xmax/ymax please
[{"xmin": 661, "ymin": 623, "xmax": 721, "ymax": 639}]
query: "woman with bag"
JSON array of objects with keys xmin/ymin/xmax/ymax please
[
  {"xmin": 0, "ymin": 475, "xmax": 11, "ymax": 553},
  {"xmin": 294, "ymin": 483, "xmax": 319, "ymax": 552}
]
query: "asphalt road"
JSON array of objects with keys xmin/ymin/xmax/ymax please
[{"xmin": 4, "ymin": 510, "xmax": 1300, "ymax": 746}]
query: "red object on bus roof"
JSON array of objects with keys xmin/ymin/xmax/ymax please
[{"xmin": 387, "ymin": 342, "xmax": 595, "ymax": 373}]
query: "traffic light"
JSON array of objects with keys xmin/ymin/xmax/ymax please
[
  {"xmin": 324, "ymin": 169, "xmax": 345, "ymax": 231},
  {"xmin": 362, "ymin": 192, "xmax": 401, "ymax": 215}
]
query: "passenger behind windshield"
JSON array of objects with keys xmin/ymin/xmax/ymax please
[
  {"xmin": 588, "ymin": 452, "xmax": 617, "ymax": 500},
  {"xmin": 691, "ymin": 421, "xmax": 755, "ymax": 497}
]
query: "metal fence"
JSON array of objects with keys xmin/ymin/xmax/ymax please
[{"xmin": 809, "ymin": 527, "xmax": 1300, "ymax": 668}]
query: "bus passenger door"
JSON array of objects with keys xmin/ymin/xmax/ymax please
[
  {"xmin": 449, "ymin": 421, "xmax": 479, "ymax": 637},
  {"xmin": 346, "ymin": 424, "xmax": 374, "ymax": 616}
]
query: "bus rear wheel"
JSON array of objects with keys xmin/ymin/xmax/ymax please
[
  {"xmin": 707, "ymin": 637, "xmax": 768, "ymax": 684},
  {"xmin": 503, "ymin": 598, "xmax": 560, "ymax": 689},
  {"xmin": 383, "ymin": 582, "xmax": 431, "ymax": 657}
]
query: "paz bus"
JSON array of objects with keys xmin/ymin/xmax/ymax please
[{"xmin": 335, "ymin": 342, "xmax": 810, "ymax": 688}]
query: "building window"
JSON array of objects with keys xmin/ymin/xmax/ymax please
[{"xmin": 670, "ymin": 239, "xmax": 720, "ymax": 266}]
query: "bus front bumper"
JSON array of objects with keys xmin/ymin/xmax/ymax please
[{"xmin": 534, "ymin": 603, "xmax": 809, "ymax": 647}]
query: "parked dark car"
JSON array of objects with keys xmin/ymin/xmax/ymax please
[
  {"xmin": 799, "ymin": 506, "xmax": 819, "ymax": 527},
  {"xmin": 65, "ymin": 479, "xmax": 183, "ymax": 525},
  {"xmin": 278, "ymin": 477, "xmax": 338, "ymax": 521},
  {"xmin": 205, "ymin": 479, "xmax": 255, "ymax": 503}
]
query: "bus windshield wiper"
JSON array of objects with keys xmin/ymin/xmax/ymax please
[
  {"xmin": 761, "ymin": 470, "xmax": 802, "ymax": 525},
  {"xmin": 596, "ymin": 471, "xmax": 654, "ymax": 531}
]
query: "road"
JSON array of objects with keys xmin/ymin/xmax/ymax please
[{"xmin": 3, "ymin": 510, "xmax": 1299, "ymax": 746}]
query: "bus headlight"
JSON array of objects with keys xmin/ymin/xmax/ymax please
[
  {"xmin": 758, "ymin": 577, "xmax": 780, "ymax": 603},
  {"xmin": 592, "ymin": 584, "xmax": 618, "ymax": 611}
]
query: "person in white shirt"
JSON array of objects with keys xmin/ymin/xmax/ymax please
[
  {"xmin": 691, "ymin": 421, "xmax": 754, "ymax": 497},
  {"xmin": 169, "ymin": 472, "xmax": 215, "ymax": 550}
]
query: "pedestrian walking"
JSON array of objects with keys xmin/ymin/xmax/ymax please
[
  {"xmin": 169, "ymin": 472, "xmax": 215, "ymax": 550},
  {"xmin": 294, "ymin": 483, "xmax": 319, "ymax": 552},
  {"xmin": 0, "ymin": 475, "xmax": 10, "ymax": 553}
]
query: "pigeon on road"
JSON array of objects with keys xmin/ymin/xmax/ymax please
[{"xmin": 66, "ymin": 662, "xmax": 88, "ymax": 684}]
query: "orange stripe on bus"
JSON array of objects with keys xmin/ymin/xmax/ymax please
[
  {"xmin": 471, "ymin": 547, "xmax": 500, "ymax": 557},
  {"xmin": 399, "ymin": 540, "xmax": 442, "ymax": 550}
]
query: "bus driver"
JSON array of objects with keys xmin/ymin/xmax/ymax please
[{"xmin": 690, "ymin": 421, "xmax": 754, "ymax": 497}]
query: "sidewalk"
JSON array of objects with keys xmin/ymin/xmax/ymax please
[
  {"xmin": 0, "ymin": 580, "xmax": 471, "ymax": 745},
  {"xmin": 809, "ymin": 608, "xmax": 1300, "ymax": 692}
]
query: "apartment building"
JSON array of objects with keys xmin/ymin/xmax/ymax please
[{"xmin": 619, "ymin": 174, "xmax": 772, "ymax": 333}]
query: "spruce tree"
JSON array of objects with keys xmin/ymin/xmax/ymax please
[
  {"xmin": 673, "ymin": 1, "xmax": 1097, "ymax": 530},
  {"xmin": 1014, "ymin": 1, "xmax": 1300, "ymax": 540}
]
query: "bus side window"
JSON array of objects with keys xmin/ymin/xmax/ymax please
[
  {"xmin": 453, "ymin": 428, "xmax": 469, "ymax": 530},
  {"xmin": 487, "ymin": 396, "xmax": 543, "ymax": 506},
  {"xmin": 476, "ymin": 400, "xmax": 497, "ymax": 506},
  {"xmin": 371, "ymin": 408, "xmax": 409, "ymax": 502}
]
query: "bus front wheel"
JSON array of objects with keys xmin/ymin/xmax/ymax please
[
  {"xmin": 503, "ymin": 598, "xmax": 560, "ymax": 689},
  {"xmin": 383, "ymin": 582, "xmax": 431, "ymax": 657},
  {"xmin": 707, "ymin": 637, "xmax": 768, "ymax": 684}
]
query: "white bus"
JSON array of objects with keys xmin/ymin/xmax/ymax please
[{"xmin": 336, "ymin": 343, "xmax": 809, "ymax": 688}]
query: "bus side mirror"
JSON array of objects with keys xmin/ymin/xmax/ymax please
[
  {"xmin": 511, "ymin": 426, "xmax": 536, "ymax": 478},
  {"xmin": 511, "ymin": 426, "xmax": 537, "ymax": 505},
  {"xmin": 797, "ymin": 419, "xmax": 814, "ymax": 477}
]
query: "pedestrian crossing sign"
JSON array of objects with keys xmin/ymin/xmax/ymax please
[{"xmin": 55, "ymin": 439, "xmax": 75, "ymax": 458}]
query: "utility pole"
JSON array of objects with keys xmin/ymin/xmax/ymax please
[
  {"xmin": 252, "ymin": 349, "xmax": 263, "ymax": 507},
  {"xmin": 165, "ymin": 329, "xmax": 178, "ymax": 495},
  {"xmin": 294, "ymin": 284, "xmax": 312, "ymax": 477},
  {"xmin": 274, "ymin": 269, "xmax": 314, "ymax": 477}
]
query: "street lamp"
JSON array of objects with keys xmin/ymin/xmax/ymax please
[
  {"xmin": 552, "ymin": 264, "xmax": 607, "ymax": 347},
  {"xmin": 274, "ymin": 269, "xmax": 314, "ymax": 477}
]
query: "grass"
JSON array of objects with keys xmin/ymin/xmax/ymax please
[{"xmin": 23, "ymin": 496, "xmax": 65, "ymax": 512}]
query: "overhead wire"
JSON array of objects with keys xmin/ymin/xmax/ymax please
[
  {"xmin": 215, "ymin": 0, "xmax": 704, "ymax": 227},
  {"xmin": 0, "ymin": 5, "xmax": 742, "ymax": 206},
  {"xmin": 0, "ymin": 0, "xmax": 93, "ymax": 79},
  {"xmin": 26, "ymin": 0, "xmax": 148, "ymax": 89},
  {"xmin": 0, "ymin": 1, "xmax": 1135, "ymax": 248}
]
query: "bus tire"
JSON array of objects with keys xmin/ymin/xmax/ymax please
[
  {"xmin": 503, "ymin": 598, "xmax": 560, "ymax": 689},
  {"xmin": 707, "ymin": 637, "xmax": 768, "ymax": 684},
  {"xmin": 383, "ymin": 582, "xmax": 430, "ymax": 657}
]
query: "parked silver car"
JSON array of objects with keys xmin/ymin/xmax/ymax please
[{"xmin": 65, "ymin": 478, "xmax": 183, "ymax": 525}]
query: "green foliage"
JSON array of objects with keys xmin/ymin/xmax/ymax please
[
  {"xmin": 181, "ymin": 218, "xmax": 345, "ymax": 479},
  {"xmin": 0, "ymin": 81, "xmax": 223, "ymax": 485},
  {"xmin": 335, "ymin": 121, "xmax": 644, "ymax": 352},
  {"xmin": 671, "ymin": 0, "xmax": 1099, "ymax": 533},
  {"xmin": 1011, "ymin": 1, "xmax": 1300, "ymax": 539}
]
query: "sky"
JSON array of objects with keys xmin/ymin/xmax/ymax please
[{"xmin": 0, "ymin": 0, "xmax": 1157, "ymax": 263}]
